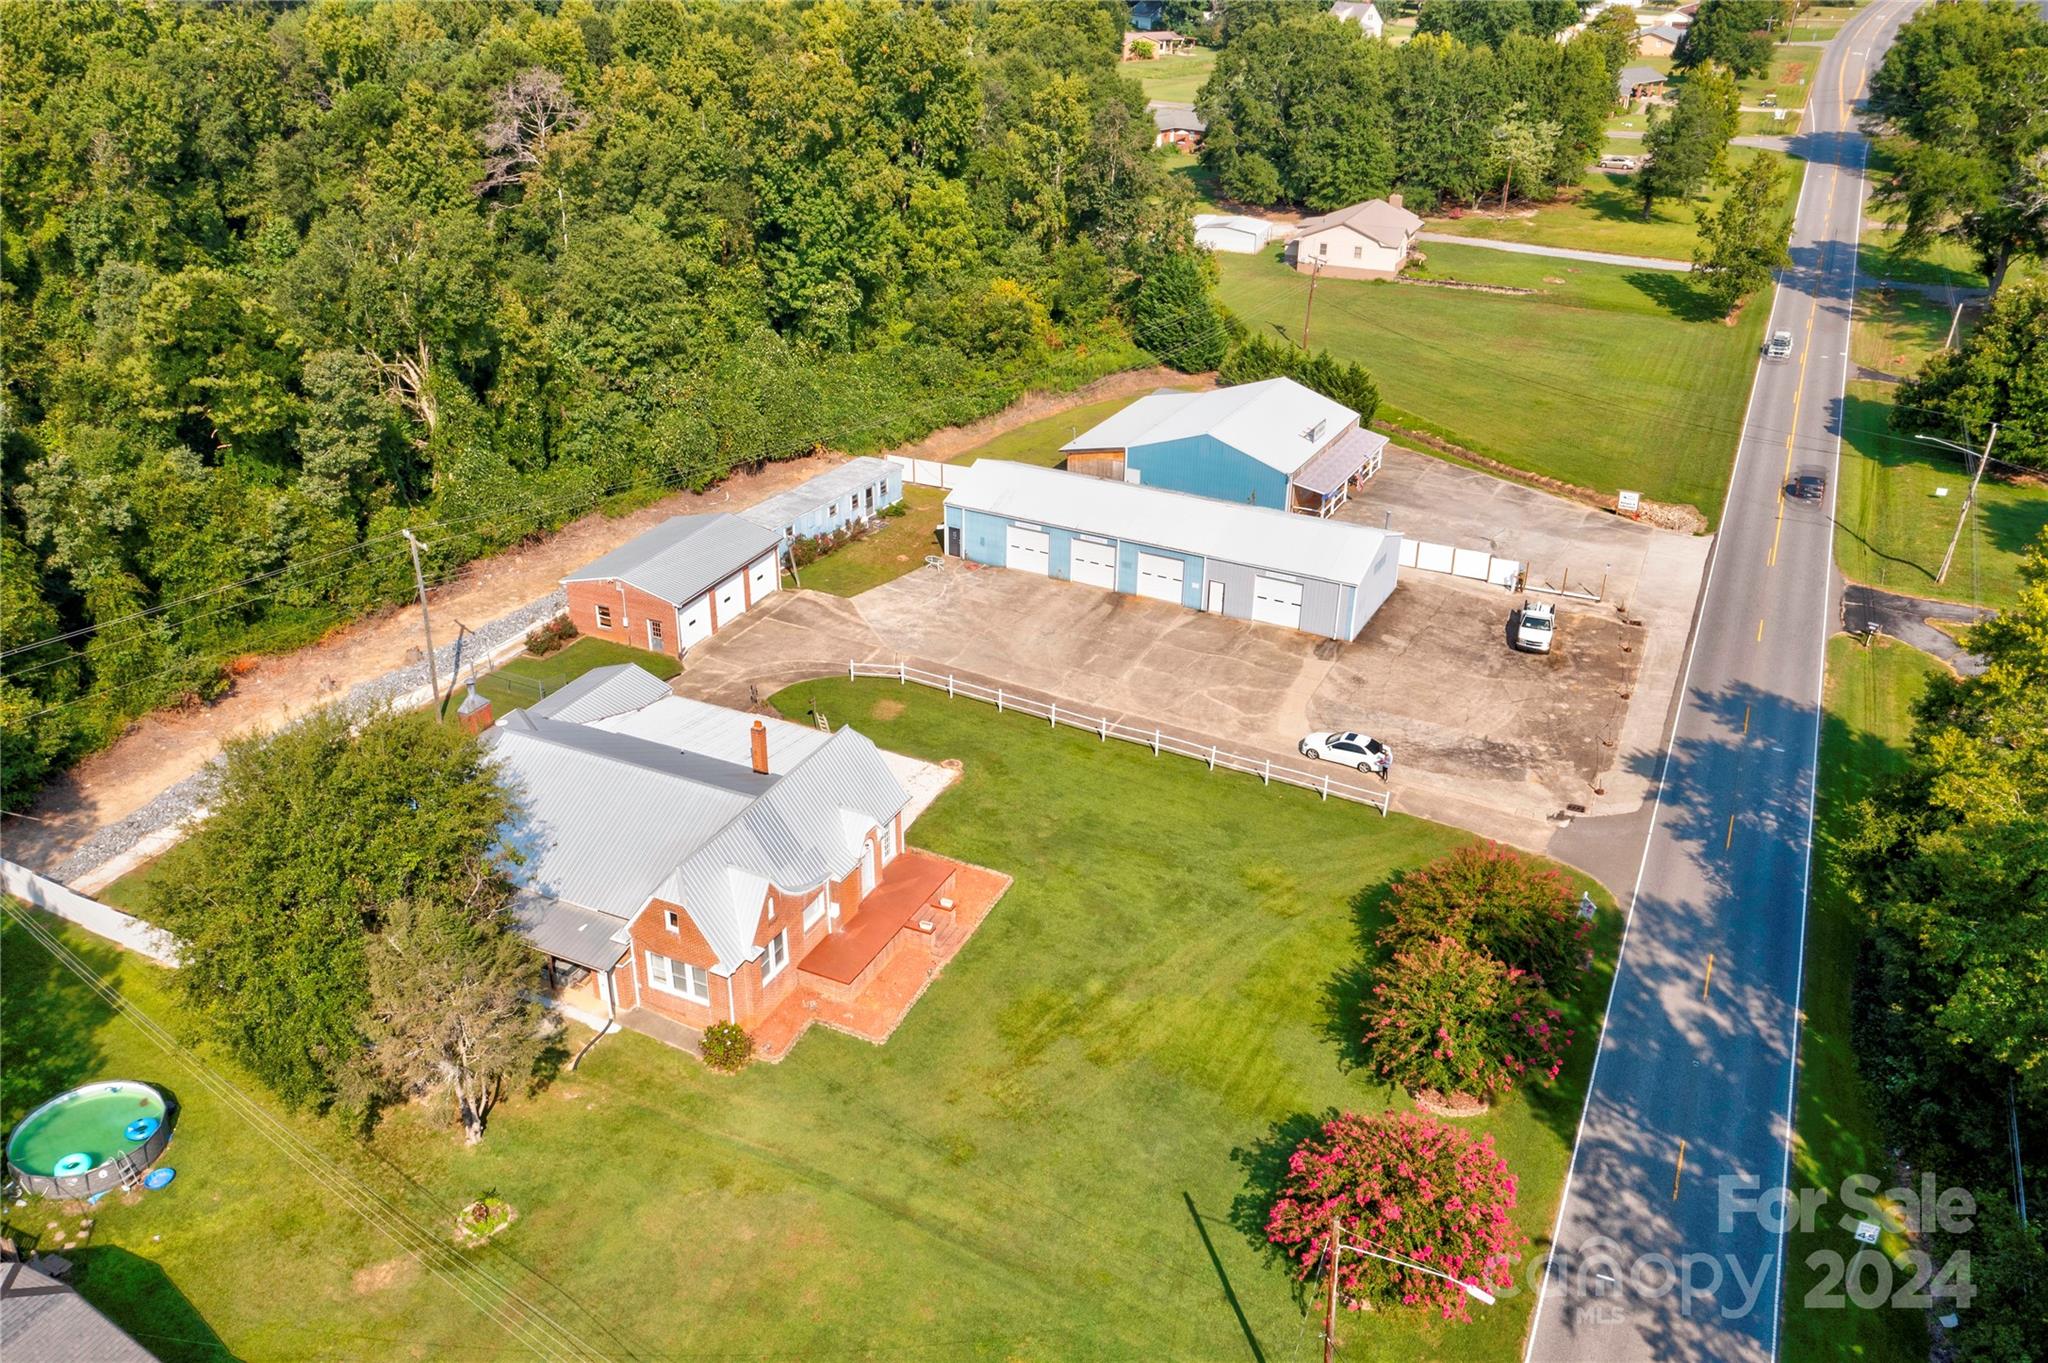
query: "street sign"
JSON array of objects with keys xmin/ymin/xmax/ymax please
[{"xmin": 1617, "ymin": 490, "xmax": 1642, "ymax": 515}]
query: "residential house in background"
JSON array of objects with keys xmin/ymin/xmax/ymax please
[
  {"xmin": 560, "ymin": 513, "xmax": 781, "ymax": 659},
  {"xmin": 493, "ymin": 669, "xmax": 977, "ymax": 1049},
  {"xmin": 1636, "ymin": 22, "xmax": 1686, "ymax": 56},
  {"xmin": 1329, "ymin": 1, "xmax": 1384, "ymax": 37},
  {"xmin": 1122, "ymin": 29, "xmax": 1194, "ymax": 58},
  {"xmin": 943, "ymin": 461, "xmax": 1402, "ymax": 640},
  {"xmin": 1286, "ymin": 196, "xmax": 1423, "ymax": 279},
  {"xmin": 1617, "ymin": 65, "xmax": 1670, "ymax": 108},
  {"xmin": 1, "ymin": 1255, "xmax": 157, "ymax": 1362},
  {"xmin": 1150, "ymin": 102, "xmax": 1207, "ymax": 151},
  {"xmin": 1059, "ymin": 377, "xmax": 1386, "ymax": 516},
  {"xmin": 1193, "ymin": 212, "xmax": 1284, "ymax": 254},
  {"xmin": 737, "ymin": 456, "xmax": 903, "ymax": 562}
]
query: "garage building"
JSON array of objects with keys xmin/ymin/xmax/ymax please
[
  {"xmin": 561, "ymin": 512, "xmax": 782, "ymax": 659},
  {"xmin": 942, "ymin": 461, "xmax": 1401, "ymax": 641}
]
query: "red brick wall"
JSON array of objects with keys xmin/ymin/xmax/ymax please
[{"xmin": 565, "ymin": 580, "xmax": 684, "ymax": 656}]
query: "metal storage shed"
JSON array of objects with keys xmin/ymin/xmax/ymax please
[
  {"xmin": 942, "ymin": 461, "xmax": 1401, "ymax": 641},
  {"xmin": 738, "ymin": 457, "xmax": 903, "ymax": 553}
]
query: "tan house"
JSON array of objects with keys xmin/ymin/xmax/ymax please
[
  {"xmin": 1123, "ymin": 29, "xmax": 1195, "ymax": 58},
  {"xmin": 1286, "ymin": 196, "xmax": 1424, "ymax": 279}
]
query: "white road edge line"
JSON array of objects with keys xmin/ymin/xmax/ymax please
[{"xmin": 1769, "ymin": 13, "xmax": 1879, "ymax": 1357}]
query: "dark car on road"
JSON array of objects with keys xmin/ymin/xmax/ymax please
[{"xmin": 1788, "ymin": 466, "xmax": 1827, "ymax": 501}]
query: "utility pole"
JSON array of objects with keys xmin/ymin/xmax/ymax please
[
  {"xmin": 1935, "ymin": 423, "xmax": 1998, "ymax": 585},
  {"xmin": 1301, "ymin": 258, "xmax": 1324, "ymax": 349},
  {"xmin": 400, "ymin": 529, "xmax": 441, "ymax": 705},
  {"xmin": 1323, "ymin": 1212, "xmax": 1341, "ymax": 1363}
]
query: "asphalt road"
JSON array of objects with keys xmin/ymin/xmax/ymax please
[{"xmin": 1525, "ymin": 6, "xmax": 1919, "ymax": 1361}]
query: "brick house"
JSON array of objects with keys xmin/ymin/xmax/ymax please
[
  {"xmin": 559, "ymin": 513, "xmax": 783, "ymax": 660},
  {"xmin": 493, "ymin": 666, "xmax": 966, "ymax": 1045}
]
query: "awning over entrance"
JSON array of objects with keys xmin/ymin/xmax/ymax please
[
  {"xmin": 1292, "ymin": 427, "xmax": 1389, "ymax": 499},
  {"xmin": 510, "ymin": 893, "xmax": 630, "ymax": 972}
]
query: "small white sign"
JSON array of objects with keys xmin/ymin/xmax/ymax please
[
  {"xmin": 1854, "ymin": 1220, "xmax": 1881, "ymax": 1245},
  {"xmin": 1578, "ymin": 892, "xmax": 1598, "ymax": 921},
  {"xmin": 1618, "ymin": 490, "xmax": 1642, "ymax": 514},
  {"xmin": 1934, "ymin": 487, "xmax": 1950, "ymax": 497}
]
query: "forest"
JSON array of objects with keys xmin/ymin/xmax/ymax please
[{"xmin": 0, "ymin": 0, "xmax": 1201, "ymax": 807}]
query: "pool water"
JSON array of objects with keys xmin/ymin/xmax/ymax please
[{"xmin": 7, "ymin": 1083, "xmax": 168, "ymax": 1178}]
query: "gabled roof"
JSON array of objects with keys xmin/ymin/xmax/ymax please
[
  {"xmin": 1330, "ymin": 1, "xmax": 1381, "ymax": 24},
  {"xmin": 1151, "ymin": 102, "xmax": 1206, "ymax": 133},
  {"xmin": 1293, "ymin": 198, "xmax": 1423, "ymax": 249},
  {"xmin": 1059, "ymin": 377, "xmax": 1359, "ymax": 477},
  {"xmin": 945, "ymin": 460, "xmax": 1398, "ymax": 585},
  {"xmin": 1617, "ymin": 64, "xmax": 1667, "ymax": 95},
  {"xmin": 526, "ymin": 663, "xmax": 675, "ymax": 724},
  {"xmin": 559, "ymin": 513, "xmax": 781, "ymax": 606},
  {"xmin": 0, "ymin": 1260, "xmax": 157, "ymax": 1363},
  {"xmin": 736, "ymin": 457, "xmax": 896, "ymax": 536},
  {"xmin": 488, "ymin": 673, "xmax": 910, "ymax": 972},
  {"xmin": 1643, "ymin": 23, "xmax": 1685, "ymax": 42}
]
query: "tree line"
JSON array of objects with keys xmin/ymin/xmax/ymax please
[{"xmin": 0, "ymin": 0, "xmax": 1201, "ymax": 808}]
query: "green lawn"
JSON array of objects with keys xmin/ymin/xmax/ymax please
[
  {"xmin": 438, "ymin": 634, "xmax": 679, "ymax": 722},
  {"xmin": 1850, "ymin": 285, "xmax": 1956, "ymax": 379},
  {"xmin": 1735, "ymin": 44, "xmax": 1824, "ymax": 108},
  {"xmin": 1215, "ymin": 244, "xmax": 1771, "ymax": 523},
  {"xmin": 794, "ymin": 486, "xmax": 947, "ymax": 597},
  {"xmin": 1126, "ymin": 46, "xmax": 1215, "ymax": 104},
  {"xmin": 1782, "ymin": 635, "xmax": 1945, "ymax": 1363},
  {"xmin": 2, "ymin": 679, "xmax": 1623, "ymax": 1363},
  {"xmin": 1857, "ymin": 224, "xmax": 1988, "ymax": 291},
  {"xmin": 1834, "ymin": 381, "xmax": 2048, "ymax": 608},
  {"xmin": 1428, "ymin": 147, "xmax": 1806, "ymax": 264},
  {"xmin": 96, "ymin": 854, "xmax": 174, "ymax": 917},
  {"xmin": 1737, "ymin": 108, "xmax": 1802, "ymax": 137},
  {"xmin": 1161, "ymin": 146, "xmax": 1223, "ymax": 208}
]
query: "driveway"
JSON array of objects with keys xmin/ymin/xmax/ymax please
[{"xmin": 1415, "ymin": 231, "xmax": 1692, "ymax": 272}]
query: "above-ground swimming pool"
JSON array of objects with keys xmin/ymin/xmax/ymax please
[{"xmin": 5, "ymin": 1081, "xmax": 174, "ymax": 1199}]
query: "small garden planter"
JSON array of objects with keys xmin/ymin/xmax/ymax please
[{"xmin": 453, "ymin": 1195, "xmax": 516, "ymax": 1246}]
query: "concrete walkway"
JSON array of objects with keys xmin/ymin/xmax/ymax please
[{"xmin": 1415, "ymin": 231, "xmax": 1692, "ymax": 272}]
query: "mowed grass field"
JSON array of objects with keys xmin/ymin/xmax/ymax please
[
  {"xmin": 2, "ymin": 680, "xmax": 1623, "ymax": 1363},
  {"xmin": 794, "ymin": 485, "xmax": 947, "ymax": 596},
  {"xmin": 1428, "ymin": 146, "xmax": 1807, "ymax": 264},
  {"xmin": 1836, "ymin": 291, "xmax": 2048, "ymax": 608},
  {"xmin": 1782, "ymin": 635, "xmax": 1945, "ymax": 1363},
  {"xmin": 1214, "ymin": 244, "xmax": 1770, "ymax": 522},
  {"xmin": 1127, "ymin": 46, "xmax": 1215, "ymax": 104}
]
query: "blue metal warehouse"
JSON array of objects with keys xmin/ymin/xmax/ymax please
[
  {"xmin": 739, "ymin": 457, "xmax": 903, "ymax": 555},
  {"xmin": 943, "ymin": 461, "xmax": 1401, "ymax": 641}
]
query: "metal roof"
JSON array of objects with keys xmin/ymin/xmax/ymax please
[
  {"xmin": 1150, "ymin": 102, "xmax": 1206, "ymax": 133},
  {"xmin": 559, "ymin": 513, "xmax": 781, "ymax": 606},
  {"xmin": 737, "ymin": 457, "xmax": 897, "ymax": 535},
  {"xmin": 1293, "ymin": 198, "xmax": 1424, "ymax": 249},
  {"xmin": 946, "ymin": 460, "xmax": 1398, "ymax": 584},
  {"xmin": 1618, "ymin": 64, "xmax": 1665, "ymax": 95},
  {"xmin": 1193, "ymin": 213, "xmax": 1279, "ymax": 241},
  {"xmin": 526, "ymin": 664, "xmax": 675, "ymax": 723},
  {"xmin": 488, "ymin": 672, "xmax": 910, "ymax": 972},
  {"xmin": 1, "ymin": 1260, "xmax": 157, "ymax": 1363},
  {"xmin": 510, "ymin": 892, "xmax": 629, "ymax": 970},
  {"xmin": 1293, "ymin": 427, "xmax": 1389, "ymax": 496},
  {"xmin": 1059, "ymin": 377, "xmax": 1360, "ymax": 477}
]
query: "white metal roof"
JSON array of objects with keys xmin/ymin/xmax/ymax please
[
  {"xmin": 526, "ymin": 663, "xmax": 675, "ymax": 723},
  {"xmin": 1193, "ymin": 213, "xmax": 1280, "ymax": 241},
  {"xmin": 1293, "ymin": 198, "xmax": 1424, "ymax": 249},
  {"xmin": 737, "ymin": 457, "xmax": 896, "ymax": 535},
  {"xmin": 1058, "ymin": 377, "xmax": 1359, "ymax": 477},
  {"xmin": 945, "ymin": 460, "xmax": 1397, "ymax": 584},
  {"xmin": 559, "ymin": 512, "xmax": 781, "ymax": 606},
  {"xmin": 488, "ymin": 673, "xmax": 909, "ymax": 972}
]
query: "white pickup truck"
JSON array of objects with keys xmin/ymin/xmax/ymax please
[{"xmin": 1515, "ymin": 600, "xmax": 1556, "ymax": 653}]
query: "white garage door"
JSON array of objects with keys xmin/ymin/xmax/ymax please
[
  {"xmin": 747, "ymin": 553, "xmax": 778, "ymax": 603},
  {"xmin": 1069, "ymin": 539, "xmax": 1116, "ymax": 589},
  {"xmin": 1005, "ymin": 526, "xmax": 1050, "ymax": 576},
  {"xmin": 677, "ymin": 594, "xmax": 713, "ymax": 650},
  {"xmin": 714, "ymin": 572, "xmax": 745, "ymax": 625},
  {"xmin": 1252, "ymin": 574, "xmax": 1304, "ymax": 629},
  {"xmin": 1135, "ymin": 552, "xmax": 1185, "ymax": 603}
]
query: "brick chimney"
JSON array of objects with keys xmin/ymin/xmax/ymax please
[
  {"xmin": 456, "ymin": 683, "xmax": 493, "ymax": 735},
  {"xmin": 750, "ymin": 719, "xmax": 769, "ymax": 775},
  {"xmin": 1387, "ymin": 192, "xmax": 1403, "ymax": 210}
]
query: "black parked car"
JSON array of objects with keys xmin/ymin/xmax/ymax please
[{"xmin": 1788, "ymin": 466, "xmax": 1827, "ymax": 501}]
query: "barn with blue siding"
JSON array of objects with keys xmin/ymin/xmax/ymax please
[
  {"xmin": 738, "ymin": 457, "xmax": 903, "ymax": 556},
  {"xmin": 942, "ymin": 460, "xmax": 1400, "ymax": 641}
]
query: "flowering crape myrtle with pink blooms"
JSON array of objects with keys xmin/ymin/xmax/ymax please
[
  {"xmin": 1364, "ymin": 935, "xmax": 1572, "ymax": 1104},
  {"xmin": 1379, "ymin": 841, "xmax": 1590, "ymax": 991},
  {"xmin": 1266, "ymin": 1111, "xmax": 1524, "ymax": 1322}
]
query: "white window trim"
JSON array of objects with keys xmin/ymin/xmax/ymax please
[
  {"xmin": 761, "ymin": 929, "xmax": 790, "ymax": 983},
  {"xmin": 647, "ymin": 952, "xmax": 710, "ymax": 1004},
  {"xmin": 880, "ymin": 820, "xmax": 896, "ymax": 863},
  {"xmin": 594, "ymin": 603, "xmax": 613, "ymax": 629},
  {"xmin": 664, "ymin": 909, "xmax": 679, "ymax": 932},
  {"xmin": 802, "ymin": 892, "xmax": 827, "ymax": 931}
]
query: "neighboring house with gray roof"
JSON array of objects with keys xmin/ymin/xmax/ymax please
[
  {"xmin": 559, "ymin": 512, "xmax": 782, "ymax": 660},
  {"xmin": 489, "ymin": 673, "xmax": 963, "ymax": 1047},
  {"xmin": 1617, "ymin": 64, "xmax": 1669, "ymax": 106},
  {"xmin": 1287, "ymin": 196, "xmax": 1425, "ymax": 279},
  {"xmin": 735, "ymin": 457, "xmax": 902, "ymax": 555},
  {"xmin": 1, "ymin": 1259, "xmax": 156, "ymax": 1363},
  {"xmin": 1149, "ymin": 101, "xmax": 1207, "ymax": 151}
]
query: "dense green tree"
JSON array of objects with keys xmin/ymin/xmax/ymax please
[
  {"xmin": 1391, "ymin": 33, "xmax": 1508, "ymax": 209},
  {"xmin": 1198, "ymin": 18, "xmax": 1395, "ymax": 209},
  {"xmin": 1638, "ymin": 64, "xmax": 1740, "ymax": 218},
  {"xmin": 1868, "ymin": 0, "xmax": 2048, "ymax": 290},
  {"xmin": 1692, "ymin": 153, "xmax": 1790, "ymax": 316},
  {"xmin": 1131, "ymin": 252, "xmax": 1227, "ymax": 372},
  {"xmin": 1677, "ymin": 0, "xmax": 1791, "ymax": 80},
  {"xmin": 1218, "ymin": 333, "xmax": 1381, "ymax": 421},
  {"xmin": 1577, "ymin": 4, "xmax": 1642, "ymax": 83},
  {"xmin": 1416, "ymin": 0, "xmax": 1578, "ymax": 47},
  {"xmin": 1893, "ymin": 277, "xmax": 2048, "ymax": 470},
  {"xmin": 1489, "ymin": 101, "xmax": 1561, "ymax": 210},
  {"xmin": 151, "ymin": 709, "xmax": 520, "ymax": 1112}
]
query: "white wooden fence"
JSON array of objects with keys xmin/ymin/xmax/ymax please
[
  {"xmin": 1396, "ymin": 537, "xmax": 1522, "ymax": 589},
  {"xmin": 846, "ymin": 661, "xmax": 1391, "ymax": 815},
  {"xmin": 3, "ymin": 858, "xmax": 181, "ymax": 966},
  {"xmin": 884, "ymin": 454, "xmax": 966, "ymax": 490}
]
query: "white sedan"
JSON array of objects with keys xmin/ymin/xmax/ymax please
[{"xmin": 1298, "ymin": 731, "xmax": 1392, "ymax": 776}]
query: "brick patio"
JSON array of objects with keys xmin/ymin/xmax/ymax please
[{"xmin": 752, "ymin": 858, "xmax": 1011, "ymax": 1060}]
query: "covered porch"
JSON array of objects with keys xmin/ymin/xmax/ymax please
[
  {"xmin": 1291, "ymin": 427, "xmax": 1388, "ymax": 517},
  {"xmin": 512, "ymin": 893, "xmax": 630, "ymax": 1030}
]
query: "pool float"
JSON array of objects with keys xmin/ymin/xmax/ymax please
[
  {"xmin": 124, "ymin": 1116, "xmax": 161, "ymax": 1142},
  {"xmin": 52, "ymin": 1152, "xmax": 94, "ymax": 1178},
  {"xmin": 143, "ymin": 1168, "xmax": 175, "ymax": 1190}
]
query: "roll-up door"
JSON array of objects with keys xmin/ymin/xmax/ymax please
[
  {"xmin": 747, "ymin": 553, "xmax": 778, "ymax": 603},
  {"xmin": 1252, "ymin": 574, "xmax": 1304, "ymax": 629},
  {"xmin": 1005, "ymin": 526, "xmax": 1051, "ymax": 576},
  {"xmin": 1069, "ymin": 539, "xmax": 1117, "ymax": 589},
  {"xmin": 1135, "ymin": 552, "xmax": 1185, "ymax": 603}
]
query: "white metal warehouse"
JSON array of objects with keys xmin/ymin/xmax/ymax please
[{"xmin": 942, "ymin": 461, "xmax": 1401, "ymax": 640}]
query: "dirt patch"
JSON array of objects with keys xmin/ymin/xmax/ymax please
[
  {"xmin": 869, "ymin": 698, "xmax": 907, "ymax": 722},
  {"xmin": 353, "ymin": 1257, "xmax": 421, "ymax": 1294},
  {"xmin": 1413, "ymin": 1089, "xmax": 1491, "ymax": 1117},
  {"xmin": 903, "ymin": 366, "xmax": 1217, "ymax": 466},
  {"xmin": 1376, "ymin": 419, "xmax": 1709, "ymax": 534}
]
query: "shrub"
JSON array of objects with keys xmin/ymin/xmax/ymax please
[
  {"xmin": 1365, "ymin": 936, "xmax": 1570, "ymax": 1103},
  {"xmin": 879, "ymin": 500, "xmax": 908, "ymax": 520},
  {"xmin": 525, "ymin": 615, "xmax": 578, "ymax": 656},
  {"xmin": 1265, "ymin": 1110, "xmax": 1524, "ymax": 1322},
  {"xmin": 700, "ymin": 1021, "xmax": 755, "ymax": 1073},
  {"xmin": 1381, "ymin": 842, "xmax": 1587, "ymax": 990}
]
